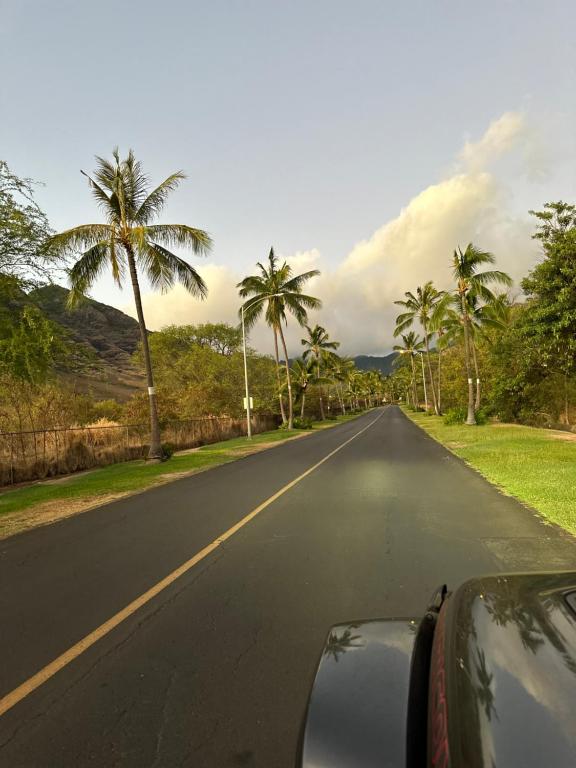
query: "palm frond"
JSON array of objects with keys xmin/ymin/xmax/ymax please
[
  {"xmin": 145, "ymin": 224, "xmax": 212, "ymax": 255},
  {"xmin": 283, "ymin": 269, "xmax": 320, "ymax": 292},
  {"xmin": 109, "ymin": 230, "xmax": 124, "ymax": 287},
  {"xmin": 135, "ymin": 172, "xmax": 186, "ymax": 223},
  {"xmin": 393, "ymin": 317, "xmax": 413, "ymax": 336},
  {"xmin": 472, "ymin": 269, "xmax": 513, "ymax": 287},
  {"xmin": 139, "ymin": 241, "xmax": 207, "ymax": 297},
  {"xmin": 47, "ymin": 224, "xmax": 112, "ymax": 257},
  {"xmin": 67, "ymin": 241, "xmax": 112, "ymax": 305},
  {"xmin": 237, "ymin": 275, "xmax": 268, "ymax": 297}
]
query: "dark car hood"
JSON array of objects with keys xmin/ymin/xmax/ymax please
[{"xmin": 445, "ymin": 571, "xmax": 576, "ymax": 768}]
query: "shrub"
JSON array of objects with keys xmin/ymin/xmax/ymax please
[
  {"xmin": 278, "ymin": 417, "xmax": 313, "ymax": 431},
  {"xmin": 292, "ymin": 417, "xmax": 313, "ymax": 429},
  {"xmin": 443, "ymin": 406, "xmax": 488, "ymax": 425},
  {"xmin": 161, "ymin": 442, "xmax": 175, "ymax": 459},
  {"xmin": 443, "ymin": 406, "xmax": 468, "ymax": 425}
]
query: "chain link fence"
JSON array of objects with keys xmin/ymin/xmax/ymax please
[{"xmin": 0, "ymin": 414, "xmax": 280, "ymax": 487}]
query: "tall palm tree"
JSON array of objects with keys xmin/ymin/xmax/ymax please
[
  {"xmin": 326, "ymin": 356, "xmax": 355, "ymax": 415},
  {"xmin": 451, "ymin": 244, "xmax": 512, "ymax": 425},
  {"xmin": 238, "ymin": 248, "xmax": 320, "ymax": 429},
  {"xmin": 430, "ymin": 293, "xmax": 453, "ymax": 414},
  {"xmin": 290, "ymin": 357, "xmax": 315, "ymax": 418},
  {"xmin": 394, "ymin": 281, "xmax": 445, "ymax": 415},
  {"xmin": 47, "ymin": 149, "xmax": 211, "ymax": 460},
  {"xmin": 301, "ymin": 324, "xmax": 340, "ymax": 420},
  {"xmin": 393, "ymin": 332, "xmax": 424, "ymax": 408}
]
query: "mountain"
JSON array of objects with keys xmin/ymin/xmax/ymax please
[
  {"xmin": 29, "ymin": 285, "xmax": 145, "ymax": 400},
  {"xmin": 353, "ymin": 353, "xmax": 398, "ymax": 375}
]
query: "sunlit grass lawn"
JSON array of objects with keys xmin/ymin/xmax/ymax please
[
  {"xmin": 0, "ymin": 412, "xmax": 361, "ymax": 522},
  {"xmin": 405, "ymin": 409, "xmax": 576, "ymax": 535}
]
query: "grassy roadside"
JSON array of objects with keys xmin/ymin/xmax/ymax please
[
  {"xmin": 404, "ymin": 408, "xmax": 576, "ymax": 535},
  {"xmin": 0, "ymin": 412, "xmax": 363, "ymax": 538}
]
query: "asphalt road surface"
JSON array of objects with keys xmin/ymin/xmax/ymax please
[{"xmin": 1, "ymin": 406, "xmax": 576, "ymax": 767}]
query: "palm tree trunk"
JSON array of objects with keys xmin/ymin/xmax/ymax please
[
  {"xmin": 277, "ymin": 323, "xmax": 293, "ymax": 429},
  {"xmin": 126, "ymin": 246, "xmax": 162, "ymax": 460},
  {"xmin": 410, "ymin": 355, "xmax": 418, "ymax": 409},
  {"xmin": 300, "ymin": 390, "xmax": 306, "ymax": 419},
  {"xmin": 273, "ymin": 329, "xmax": 287, "ymax": 423},
  {"xmin": 339, "ymin": 384, "xmax": 346, "ymax": 415},
  {"xmin": 437, "ymin": 332, "xmax": 443, "ymax": 413},
  {"xmin": 424, "ymin": 326, "xmax": 439, "ymax": 415},
  {"xmin": 471, "ymin": 339, "xmax": 481, "ymax": 411},
  {"xmin": 461, "ymin": 295, "xmax": 476, "ymax": 425},
  {"xmin": 317, "ymin": 360, "xmax": 325, "ymax": 420}
]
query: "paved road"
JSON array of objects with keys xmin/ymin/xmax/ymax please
[{"xmin": 1, "ymin": 406, "xmax": 576, "ymax": 766}]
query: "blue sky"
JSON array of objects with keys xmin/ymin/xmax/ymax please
[{"xmin": 1, "ymin": 0, "xmax": 575, "ymax": 353}]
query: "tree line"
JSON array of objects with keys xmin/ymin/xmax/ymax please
[{"xmin": 387, "ymin": 202, "xmax": 576, "ymax": 429}]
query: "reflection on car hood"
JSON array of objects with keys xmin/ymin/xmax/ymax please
[{"xmin": 445, "ymin": 572, "xmax": 576, "ymax": 768}]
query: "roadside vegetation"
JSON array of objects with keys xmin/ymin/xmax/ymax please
[
  {"xmin": 0, "ymin": 155, "xmax": 387, "ymax": 492},
  {"xmin": 405, "ymin": 409, "xmax": 576, "ymax": 535},
  {"xmin": 386, "ymin": 202, "xmax": 576, "ymax": 432}
]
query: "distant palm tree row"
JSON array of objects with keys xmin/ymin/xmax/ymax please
[{"xmin": 392, "ymin": 244, "xmax": 512, "ymax": 425}]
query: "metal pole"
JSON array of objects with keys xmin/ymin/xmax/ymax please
[
  {"xmin": 241, "ymin": 306, "xmax": 252, "ymax": 439},
  {"xmin": 420, "ymin": 353, "xmax": 428, "ymax": 411}
]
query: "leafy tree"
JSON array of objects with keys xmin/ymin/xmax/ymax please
[
  {"xmin": 238, "ymin": 248, "xmax": 320, "ymax": 429},
  {"xmin": 0, "ymin": 160, "xmax": 56, "ymax": 285},
  {"xmin": 47, "ymin": 149, "xmax": 212, "ymax": 459},
  {"xmin": 147, "ymin": 323, "xmax": 242, "ymax": 357},
  {"xmin": 451, "ymin": 244, "xmax": 511, "ymax": 425},
  {"xmin": 301, "ymin": 324, "xmax": 340, "ymax": 419},
  {"xmin": 394, "ymin": 281, "xmax": 445, "ymax": 414},
  {"xmin": 0, "ymin": 274, "xmax": 69, "ymax": 384},
  {"xmin": 136, "ymin": 324, "xmax": 277, "ymax": 418},
  {"xmin": 522, "ymin": 202, "xmax": 576, "ymax": 377}
]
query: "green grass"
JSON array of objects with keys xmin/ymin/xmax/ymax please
[
  {"xmin": 404, "ymin": 408, "xmax": 576, "ymax": 535},
  {"xmin": 0, "ymin": 413, "xmax": 362, "ymax": 524}
]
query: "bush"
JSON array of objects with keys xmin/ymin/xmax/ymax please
[
  {"xmin": 161, "ymin": 442, "xmax": 175, "ymax": 459},
  {"xmin": 278, "ymin": 417, "xmax": 313, "ymax": 431},
  {"xmin": 443, "ymin": 406, "xmax": 488, "ymax": 425}
]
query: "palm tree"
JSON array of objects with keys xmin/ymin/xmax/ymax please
[
  {"xmin": 430, "ymin": 294, "xmax": 453, "ymax": 414},
  {"xmin": 393, "ymin": 332, "xmax": 424, "ymax": 408},
  {"xmin": 301, "ymin": 324, "xmax": 340, "ymax": 420},
  {"xmin": 394, "ymin": 281, "xmax": 445, "ymax": 415},
  {"xmin": 326, "ymin": 356, "xmax": 355, "ymax": 415},
  {"xmin": 451, "ymin": 244, "xmax": 512, "ymax": 425},
  {"xmin": 47, "ymin": 149, "xmax": 211, "ymax": 460},
  {"xmin": 238, "ymin": 248, "xmax": 320, "ymax": 429},
  {"xmin": 290, "ymin": 357, "xmax": 315, "ymax": 418}
]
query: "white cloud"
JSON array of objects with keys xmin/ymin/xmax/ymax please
[
  {"xmin": 458, "ymin": 112, "xmax": 527, "ymax": 173},
  {"xmin": 129, "ymin": 111, "xmax": 542, "ymax": 357}
]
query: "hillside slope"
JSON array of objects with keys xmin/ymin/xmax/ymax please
[
  {"xmin": 353, "ymin": 353, "xmax": 397, "ymax": 375},
  {"xmin": 30, "ymin": 285, "xmax": 145, "ymax": 400}
]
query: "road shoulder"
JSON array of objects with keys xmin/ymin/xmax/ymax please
[
  {"xmin": 403, "ymin": 407, "xmax": 576, "ymax": 536},
  {"xmin": 0, "ymin": 413, "xmax": 366, "ymax": 540}
]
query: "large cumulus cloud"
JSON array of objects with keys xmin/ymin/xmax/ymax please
[{"xmin": 130, "ymin": 112, "xmax": 541, "ymax": 356}]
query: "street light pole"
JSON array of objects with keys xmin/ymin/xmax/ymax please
[
  {"xmin": 417, "ymin": 351, "xmax": 428, "ymax": 412},
  {"xmin": 240, "ymin": 293, "xmax": 283, "ymax": 439},
  {"xmin": 241, "ymin": 304, "xmax": 252, "ymax": 438}
]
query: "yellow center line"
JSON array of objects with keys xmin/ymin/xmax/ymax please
[{"xmin": 0, "ymin": 410, "xmax": 384, "ymax": 718}]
